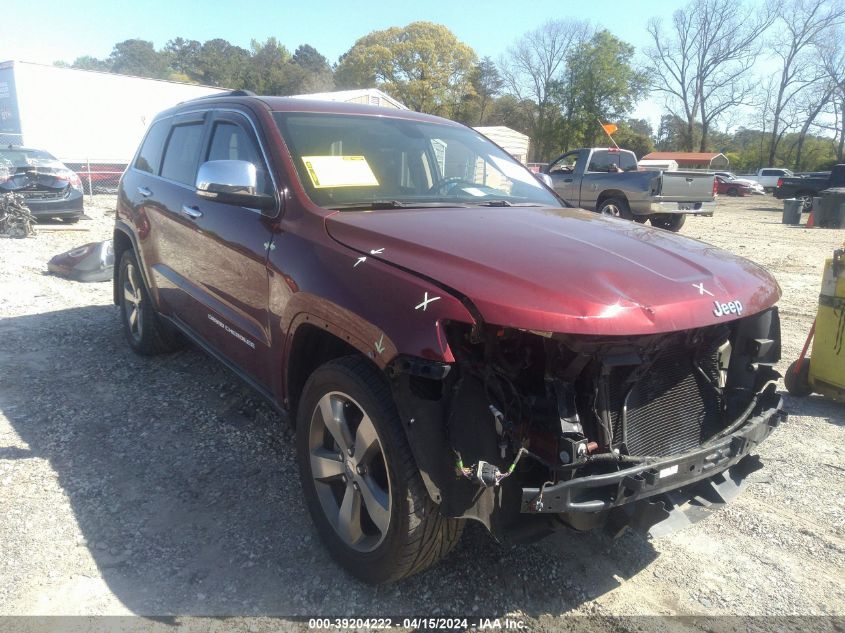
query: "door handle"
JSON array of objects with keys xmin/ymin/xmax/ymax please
[
  {"xmin": 137, "ymin": 186, "xmax": 152, "ymax": 197},
  {"xmin": 181, "ymin": 205, "xmax": 203, "ymax": 219},
  {"xmin": 564, "ymin": 178, "xmax": 573, "ymax": 183}
]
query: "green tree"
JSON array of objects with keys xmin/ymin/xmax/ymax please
[
  {"xmin": 69, "ymin": 55, "xmax": 110, "ymax": 72},
  {"xmin": 165, "ymin": 38, "xmax": 202, "ymax": 80},
  {"xmin": 108, "ymin": 39, "xmax": 168, "ymax": 79},
  {"xmin": 196, "ymin": 39, "xmax": 251, "ymax": 88},
  {"xmin": 334, "ymin": 22, "xmax": 476, "ymax": 116},
  {"xmin": 614, "ymin": 120, "xmax": 655, "ymax": 158},
  {"xmin": 246, "ymin": 38, "xmax": 295, "ymax": 94},
  {"xmin": 500, "ymin": 19, "xmax": 592, "ymax": 161},
  {"xmin": 555, "ymin": 30, "xmax": 648, "ymax": 148},
  {"xmin": 292, "ymin": 44, "xmax": 335, "ymax": 93},
  {"xmin": 452, "ymin": 58, "xmax": 504, "ymax": 125}
]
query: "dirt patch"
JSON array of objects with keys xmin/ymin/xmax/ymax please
[{"xmin": 0, "ymin": 194, "xmax": 843, "ymax": 626}]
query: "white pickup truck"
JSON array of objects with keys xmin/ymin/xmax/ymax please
[{"xmin": 742, "ymin": 168, "xmax": 794, "ymax": 192}]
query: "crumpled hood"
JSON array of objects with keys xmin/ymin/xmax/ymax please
[{"xmin": 325, "ymin": 206, "xmax": 780, "ymax": 335}]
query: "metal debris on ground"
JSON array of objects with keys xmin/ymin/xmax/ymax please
[
  {"xmin": 47, "ymin": 239, "xmax": 115, "ymax": 282},
  {"xmin": 0, "ymin": 193, "xmax": 36, "ymax": 238}
]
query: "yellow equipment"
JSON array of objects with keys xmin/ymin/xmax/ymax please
[{"xmin": 786, "ymin": 247, "xmax": 845, "ymax": 402}]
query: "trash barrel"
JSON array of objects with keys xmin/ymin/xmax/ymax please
[
  {"xmin": 782, "ymin": 198, "xmax": 802, "ymax": 225},
  {"xmin": 818, "ymin": 187, "xmax": 845, "ymax": 228}
]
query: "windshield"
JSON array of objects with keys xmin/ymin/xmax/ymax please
[{"xmin": 272, "ymin": 112, "xmax": 561, "ymax": 210}]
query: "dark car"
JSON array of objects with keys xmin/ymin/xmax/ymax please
[
  {"xmin": 0, "ymin": 146, "xmax": 84, "ymax": 222},
  {"xmin": 774, "ymin": 164, "xmax": 845, "ymax": 211},
  {"xmin": 113, "ymin": 92, "xmax": 785, "ymax": 584}
]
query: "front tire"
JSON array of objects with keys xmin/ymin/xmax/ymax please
[
  {"xmin": 296, "ymin": 356, "xmax": 463, "ymax": 584},
  {"xmin": 597, "ymin": 197, "xmax": 633, "ymax": 221},
  {"xmin": 649, "ymin": 214, "xmax": 686, "ymax": 232},
  {"xmin": 118, "ymin": 250, "xmax": 181, "ymax": 355}
]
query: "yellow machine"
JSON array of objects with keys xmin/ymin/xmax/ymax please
[{"xmin": 786, "ymin": 247, "xmax": 845, "ymax": 402}]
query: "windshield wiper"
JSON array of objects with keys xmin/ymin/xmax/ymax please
[
  {"xmin": 332, "ymin": 200, "xmax": 471, "ymax": 211},
  {"xmin": 332, "ymin": 200, "xmax": 409, "ymax": 210},
  {"xmin": 468, "ymin": 200, "xmax": 545, "ymax": 207}
]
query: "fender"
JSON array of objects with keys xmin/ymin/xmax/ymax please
[{"xmin": 112, "ymin": 220, "xmax": 156, "ymax": 307}]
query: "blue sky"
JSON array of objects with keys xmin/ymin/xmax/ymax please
[{"xmin": 4, "ymin": 0, "xmax": 691, "ymax": 127}]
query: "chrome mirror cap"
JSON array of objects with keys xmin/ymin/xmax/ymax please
[{"xmin": 196, "ymin": 160, "xmax": 258, "ymax": 196}]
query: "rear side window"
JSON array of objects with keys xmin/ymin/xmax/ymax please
[
  {"xmin": 135, "ymin": 120, "xmax": 170, "ymax": 175},
  {"xmin": 206, "ymin": 121, "xmax": 273, "ymax": 195},
  {"xmin": 160, "ymin": 123, "xmax": 205, "ymax": 185}
]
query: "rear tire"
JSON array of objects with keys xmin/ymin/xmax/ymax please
[
  {"xmin": 649, "ymin": 214, "xmax": 686, "ymax": 232},
  {"xmin": 727, "ymin": 187, "xmax": 739, "ymax": 197},
  {"xmin": 785, "ymin": 359, "xmax": 812, "ymax": 397},
  {"xmin": 597, "ymin": 197, "xmax": 633, "ymax": 221},
  {"xmin": 796, "ymin": 192, "xmax": 813, "ymax": 213},
  {"xmin": 118, "ymin": 249, "xmax": 182, "ymax": 355},
  {"xmin": 296, "ymin": 356, "xmax": 463, "ymax": 584}
]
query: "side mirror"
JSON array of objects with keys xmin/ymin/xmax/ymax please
[
  {"xmin": 535, "ymin": 173, "xmax": 553, "ymax": 188},
  {"xmin": 196, "ymin": 160, "xmax": 275, "ymax": 212}
]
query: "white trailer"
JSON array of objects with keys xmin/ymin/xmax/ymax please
[{"xmin": 0, "ymin": 60, "xmax": 224, "ymax": 190}]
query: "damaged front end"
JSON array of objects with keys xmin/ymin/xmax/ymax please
[{"xmin": 387, "ymin": 308, "xmax": 786, "ymax": 541}]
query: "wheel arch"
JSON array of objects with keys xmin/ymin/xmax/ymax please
[
  {"xmin": 112, "ymin": 225, "xmax": 135, "ymax": 305},
  {"xmin": 596, "ymin": 190, "xmax": 628, "ymax": 209},
  {"xmin": 284, "ymin": 320, "xmax": 374, "ymax": 417}
]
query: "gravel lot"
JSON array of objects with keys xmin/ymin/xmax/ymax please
[{"xmin": 1, "ymin": 195, "xmax": 844, "ymax": 629}]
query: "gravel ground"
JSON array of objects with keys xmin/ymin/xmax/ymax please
[{"xmin": 0, "ymin": 195, "xmax": 843, "ymax": 629}]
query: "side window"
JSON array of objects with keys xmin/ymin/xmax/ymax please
[
  {"xmin": 587, "ymin": 150, "xmax": 611, "ymax": 172},
  {"xmin": 620, "ymin": 152, "xmax": 637, "ymax": 171},
  {"xmin": 549, "ymin": 152, "xmax": 578, "ymax": 173},
  {"xmin": 206, "ymin": 121, "xmax": 273, "ymax": 195},
  {"xmin": 160, "ymin": 123, "xmax": 205, "ymax": 186},
  {"xmin": 134, "ymin": 120, "xmax": 170, "ymax": 175}
]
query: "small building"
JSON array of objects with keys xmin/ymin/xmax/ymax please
[
  {"xmin": 292, "ymin": 88, "xmax": 407, "ymax": 110},
  {"xmin": 641, "ymin": 152, "xmax": 729, "ymax": 170},
  {"xmin": 638, "ymin": 158, "xmax": 679, "ymax": 172},
  {"xmin": 473, "ymin": 126, "xmax": 530, "ymax": 164}
]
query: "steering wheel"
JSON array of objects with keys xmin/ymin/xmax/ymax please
[{"xmin": 427, "ymin": 177, "xmax": 473, "ymax": 195}]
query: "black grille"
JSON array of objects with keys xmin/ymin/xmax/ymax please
[{"xmin": 608, "ymin": 340, "xmax": 724, "ymax": 457}]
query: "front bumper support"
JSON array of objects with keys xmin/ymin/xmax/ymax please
[{"xmin": 521, "ymin": 393, "xmax": 786, "ymax": 514}]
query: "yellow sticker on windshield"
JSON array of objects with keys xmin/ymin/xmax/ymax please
[{"xmin": 301, "ymin": 156, "xmax": 380, "ymax": 189}]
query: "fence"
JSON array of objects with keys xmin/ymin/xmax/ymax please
[{"xmin": 62, "ymin": 160, "xmax": 128, "ymax": 196}]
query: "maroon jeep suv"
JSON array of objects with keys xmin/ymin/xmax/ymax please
[{"xmin": 114, "ymin": 91, "xmax": 786, "ymax": 584}]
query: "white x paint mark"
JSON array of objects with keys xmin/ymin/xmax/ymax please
[
  {"xmin": 354, "ymin": 256, "xmax": 367, "ymax": 268},
  {"xmin": 374, "ymin": 334, "xmax": 385, "ymax": 355},
  {"xmin": 415, "ymin": 292, "xmax": 441, "ymax": 311},
  {"xmin": 692, "ymin": 282, "xmax": 714, "ymax": 297},
  {"xmin": 370, "ymin": 247, "xmax": 385, "ymax": 255},
  {"xmin": 264, "ymin": 242, "xmax": 276, "ymax": 251}
]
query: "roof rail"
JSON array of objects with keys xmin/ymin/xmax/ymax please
[{"xmin": 183, "ymin": 89, "xmax": 257, "ymax": 102}]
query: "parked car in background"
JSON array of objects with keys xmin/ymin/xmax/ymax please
[
  {"xmin": 774, "ymin": 164, "xmax": 845, "ymax": 211},
  {"xmin": 714, "ymin": 172, "xmax": 765, "ymax": 195},
  {"xmin": 715, "ymin": 174, "xmax": 757, "ymax": 196},
  {"xmin": 113, "ymin": 93, "xmax": 785, "ymax": 583},
  {"xmin": 0, "ymin": 145, "xmax": 84, "ymax": 222},
  {"xmin": 545, "ymin": 147, "xmax": 716, "ymax": 231},
  {"xmin": 743, "ymin": 168, "xmax": 794, "ymax": 192}
]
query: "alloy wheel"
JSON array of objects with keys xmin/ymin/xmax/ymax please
[
  {"xmin": 308, "ymin": 391, "xmax": 392, "ymax": 552},
  {"xmin": 601, "ymin": 203, "xmax": 622, "ymax": 217},
  {"xmin": 123, "ymin": 262, "xmax": 144, "ymax": 343}
]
